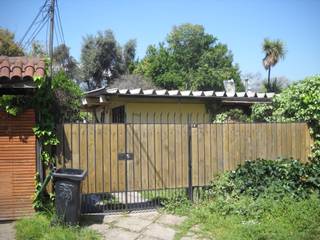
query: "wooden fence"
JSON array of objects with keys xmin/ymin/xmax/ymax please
[{"xmin": 56, "ymin": 122, "xmax": 313, "ymax": 194}]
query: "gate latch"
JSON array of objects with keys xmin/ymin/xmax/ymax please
[{"xmin": 118, "ymin": 153, "xmax": 134, "ymax": 161}]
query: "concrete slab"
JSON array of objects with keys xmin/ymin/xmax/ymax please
[
  {"xmin": 136, "ymin": 235, "xmax": 162, "ymax": 240},
  {"xmin": 143, "ymin": 223, "xmax": 176, "ymax": 240},
  {"xmin": 103, "ymin": 214, "xmax": 125, "ymax": 224},
  {"xmin": 88, "ymin": 223, "xmax": 110, "ymax": 235},
  {"xmin": 103, "ymin": 227, "xmax": 140, "ymax": 240},
  {"xmin": 0, "ymin": 221, "xmax": 15, "ymax": 240},
  {"xmin": 156, "ymin": 214, "xmax": 186, "ymax": 226},
  {"xmin": 113, "ymin": 216, "xmax": 153, "ymax": 232},
  {"xmin": 129, "ymin": 210, "xmax": 160, "ymax": 221}
]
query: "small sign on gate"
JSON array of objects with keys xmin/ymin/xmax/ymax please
[{"xmin": 118, "ymin": 153, "xmax": 134, "ymax": 161}]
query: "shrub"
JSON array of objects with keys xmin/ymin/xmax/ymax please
[
  {"xmin": 214, "ymin": 109, "xmax": 249, "ymax": 123},
  {"xmin": 206, "ymin": 158, "xmax": 320, "ymax": 200}
]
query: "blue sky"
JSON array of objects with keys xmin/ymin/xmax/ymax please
[{"xmin": 1, "ymin": 0, "xmax": 319, "ymax": 82}]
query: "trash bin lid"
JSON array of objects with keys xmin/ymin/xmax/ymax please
[{"xmin": 53, "ymin": 168, "xmax": 87, "ymax": 181}]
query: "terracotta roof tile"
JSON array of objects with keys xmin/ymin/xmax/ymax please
[{"xmin": 0, "ymin": 56, "xmax": 46, "ymax": 83}]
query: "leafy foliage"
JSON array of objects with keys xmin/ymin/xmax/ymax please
[
  {"xmin": 250, "ymin": 103, "xmax": 273, "ymax": 122},
  {"xmin": 80, "ymin": 30, "xmax": 136, "ymax": 90},
  {"xmin": 206, "ymin": 159, "xmax": 320, "ymax": 200},
  {"xmin": 135, "ymin": 24, "xmax": 243, "ymax": 90},
  {"xmin": 0, "ymin": 28, "xmax": 24, "ymax": 56},
  {"xmin": 213, "ymin": 109, "xmax": 249, "ymax": 123},
  {"xmin": 53, "ymin": 44, "xmax": 79, "ymax": 79},
  {"xmin": 51, "ymin": 71, "xmax": 83, "ymax": 123}
]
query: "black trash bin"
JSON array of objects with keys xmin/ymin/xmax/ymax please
[{"xmin": 53, "ymin": 168, "xmax": 87, "ymax": 225}]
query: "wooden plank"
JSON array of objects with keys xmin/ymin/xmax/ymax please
[
  {"xmin": 234, "ymin": 123, "xmax": 241, "ymax": 168},
  {"xmin": 286, "ymin": 123, "xmax": 292, "ymax": 158},
  {"xmin": 87, "ymin": 124, "xmax": 95, "ymax": 193},
  {"xmin": 154, "ymin": 124, "xmax": 163, "ymax": 189},
  {"xmin": 281, "ymin": 123, "xmax": 287, "ymax": 158},
  {"xmin": 204, "ymin": 124, "xmax": 211, "ymax": 184},
  {"xmin": 181, "ymin": 124, "xmax": 188, "ymax": 187},
  {"xmin": 71, "ymin": 124, "xmax": 80, "ymax": 169},
  {"xmin": 133, "ymin": 123, "xmax": 141, "ymax": 190},
  {"xmin": 63, "ymin": 124, "xmax": 72, "ymax": 168},
  {"xmin": 79, "ymin": 124, "xmax": 88, "ymax": 193},
  {"xmin": 222, "ymin": 124, "xmax": 229, "ymax": 171},
  {"xmin": 162, "ymin": 123, "xmax": 169, "ymax": 188},
  {"xmin": 95, "ymin": 124, "xmax": 103, "ymax": 193},
  {"xmin": 117, "ymin": 124, "xmax": 126, "ymax": 191},
  {"xmin": 210, "ymin": 124, "xmax": 216, "ymax": 177},
  {"xmin": 103, "ymin": 124, "xmax": 111, "ymax": 192},
  {"xmin": 300, "ymin": 123, "xmax": 307, "ymax": 162},
  {"xmin": 191, "ymin": 126, "xmax": 199, "ymax": 186},
  {"xmin": 216, "ymin": 124, "xmax": 224, "ymax": 173},
  {"xmin": 126, "ymin": 124, "xmax": 134, "ymax": 191},
  {"xmin": 140, "ymin": 124, "xmax": 148, "ymax": 190},
  {"xmin": 239, "ymin": 123, "xmax": 246, "ymax": 164},
  {"xmin": 197, "ymin": 124, "xmax": 205, "ymax": 186},
  {"xmin": 148, "ymin": 123, "xmax": 156, "ymax": 190},
  {"xmin": 168, "ymin": 124, "xmax": 176, "ymax": 188},
  {"xmin": 175, "ymin": 124, "xmax": 183, "ymax": 187},
  {"xmin": 110, "ymin": 124, "xmax": 118, "ymax": 191},
  {"xmin": 55, "ymin": 124, "xmax": 63, "ymax": 168}
]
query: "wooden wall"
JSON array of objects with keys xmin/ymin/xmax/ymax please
[
  {"xmin": 0, "ymin": 109, "xmax": 36, "ymax": 220},
  {"xmin": 56, "ymin": 122, "xmax": 313, "ymax": 193}
]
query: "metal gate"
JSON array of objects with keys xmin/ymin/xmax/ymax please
[{"xmin": 55, "ymin": 122, "xmax": 312, "ymax": 213}]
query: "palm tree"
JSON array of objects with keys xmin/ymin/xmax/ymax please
[{"xmin": 262, "ymin": 38, "xmax": 286, "ymax": 91}]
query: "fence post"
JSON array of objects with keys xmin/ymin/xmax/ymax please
[{"xmin": 187, "ymin": 121, "xmax": 193, "ymax": 201}]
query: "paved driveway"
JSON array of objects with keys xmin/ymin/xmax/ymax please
[{"xmin": 83, "ymin": 210, "xmax": 204, "ymax": 240}]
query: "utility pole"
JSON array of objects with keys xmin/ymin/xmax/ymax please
[{"xmin": 48, "ymin": 0, "xmax": 55, "ymax": 84}]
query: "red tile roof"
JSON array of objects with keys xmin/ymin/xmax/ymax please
[{"xmin": 0, "ymin": 56, "xmax": 46, "ymax": 83}]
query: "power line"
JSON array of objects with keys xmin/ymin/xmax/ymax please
[
  {"xmin": 22, "ymin": 12, "xmax": 50, "ymax": 50},
  {"xmin": 19, "ymin": 0, "xmax": 49, "ymax": 47},
  {"xmin": 55, "ymin": 0, "xmax": 65, "ymax": 45},
  {"xmin": 54, "ymin": 11, "xmax": 63, "ymax": 46}
]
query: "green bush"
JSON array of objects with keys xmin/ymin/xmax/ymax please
[
  {"xmin": 213, "ymin": 108, "xmax": 249, "ymax": 123},
  {"xmin": 206, "ymin": 158, "xmax": 320, "ymax": 200}
]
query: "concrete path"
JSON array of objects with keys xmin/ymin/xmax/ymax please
[
  {"xmin": 83, "ymin": 210, "xmax": 205, "ymax": 240},
  {"xmin": 0, "ymin": 221, "xmax": 15, "ymax": 240}
]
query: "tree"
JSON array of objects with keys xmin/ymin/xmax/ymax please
[
  {"xmin": 80, "ymin": 30, "xmax": 136, "ymax": 90},
  {"xmin": 53, "ymin": 44, "xmax": 78, "ymax": 79},
  {"xmin": 0, "ymin": 28, "xmax": 24, "ymax": 56},
  {"xmin": 29, "ymin": 41, "xmax": 46, "ymax": 57},
  {"xmin": 123, "ymin": 39, "xmax": 137, "ymax": 74},
  {"xmin": 262, "ymin": 38, "xmax": 286, "ymax": 91},
  {"xmin": 135, "ymin": 24, "xmax": 242, "ymax": 90}
]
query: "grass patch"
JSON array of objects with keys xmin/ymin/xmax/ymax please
[
  {"xmin": 15, "ymin": 213, "xmax": 101, "ymax": 240},
  {"xmin": 166, "ymin": 158, "xmax": 320, "ymax": 240},
  {"xmin": 174, "ymin": 194, "xmax": 320, "ymax": 240}
]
